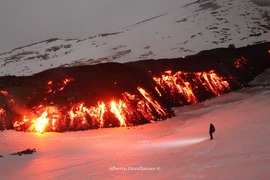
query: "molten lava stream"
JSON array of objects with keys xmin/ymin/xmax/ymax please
[
  {"xmin": 153, "ymin": 70, "xmax": 230, "ymax": 104},
  {"xmin": 12, "ymin": 70, "xmax": 231, "ymax": 133}
]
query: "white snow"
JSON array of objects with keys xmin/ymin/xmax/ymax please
[
  {"xmin": 1, "ymin": 69, "xmax": 270, "ymax": 179},
  {"xmin": 0, "ymin": 0, "xmax": 269, "ymax": 76}
]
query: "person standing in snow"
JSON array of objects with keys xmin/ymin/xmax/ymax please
[{"xmin": 209, "ymin": 123, "xmax": 215, "ymax": 140}]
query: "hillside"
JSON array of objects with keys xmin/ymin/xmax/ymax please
[{"xmin": 0, "ymin": 0, "xmax": 269, "ymax": 76}]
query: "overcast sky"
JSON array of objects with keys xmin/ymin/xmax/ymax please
[{"xmin": 0, "ymin": 0, "xmax": 186, "ymax": 54}]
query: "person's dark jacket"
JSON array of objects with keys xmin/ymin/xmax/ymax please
[{"xmin": 209, "ymin": 123, "xmax": 215, "ymax": 134}]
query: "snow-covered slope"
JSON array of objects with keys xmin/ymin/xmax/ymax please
[
  {"xmin": 0, "ymin": 0, "xmax": 269, "ymax": 76},
  {"xmin": 0, "ymin": 68, "xmax": 270, "ymax": 179}
]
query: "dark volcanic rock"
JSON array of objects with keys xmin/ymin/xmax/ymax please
[{"xmin": 10, "ymin": 148, "xmax": 37, "ymax": 156}]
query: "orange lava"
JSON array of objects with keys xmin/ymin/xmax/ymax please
[
  {"xmin": 11, "ymin": 71, "xmax": 230, "ymax": 133},
  {"xmin": 13, "ymin": 87, "xmax": 170, "ymax": 133},
  {"xmin": 0, "ymin": 90, "xmax": 9, "ymax": 96},
  {"xmin": 46, "ymin": 78, "xmax": 74, "ymax": 94},
  {"xmin": 233, "ymin": 57, "xmax": 249, "ymax": 69},
  {"xmin": 137, "ymin": 87, "xmax": 167, "ymax": 116},
  {"xmin": 0, "ymin": 109, "xmax": 6, "ymax": 129},
  {"xmin": 153, "ymin": 70, "xmax": 230, "ymax": 104}
]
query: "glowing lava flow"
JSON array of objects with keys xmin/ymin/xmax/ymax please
[
  {"xmin": 137, "ymin": 87, "xmax": 167, "ymax": 116},
  {"xmin": 153, "ymin": 70, "xmax": 230, "ymax": 104},
  {"xmin": 88, "ymin": 102, "xmax": 106, "ymax": 128},
  {"xmin": 0, "ymin": 90, "xmax": 9, "ymax": 96},
  {"xmin": 46, "ymin": 78, "xmax": 74, "ymax": 94},
  {"xmin": 32, "ymin": 111, "xmax": 49, "ymax": 133},
  {"xmin": 110, "ymin": 100, "xmax": 127, "ymax": 127},
  {"xmin": 59, "ymin": 78, "xmax": 74, "ymax": 91},
  {"xmin": 0, "ymin": 108, "xmax": 5, "ymax": 116},
  {"xmin": 153, "ymin": 71, "xmax": 198, "ymax": 103},
  {"xmin": 234, "ymin": 57, "xmax": 249, "ymax": 69},
  {"xmin": 13, "ymin": 87, "xmax": 169, "ymax": 133},
  {"xmin": 198, "ymin": 71, "xmax": 230, "ymax": 96},
  {"xmin": 13, "ymin": 105, "xmax": 62, "ymax": 133},
  {"xmin": 0, "ymin": 108, "xmax": 6, "ymax": 129},
  {"xmin": 11, "ymin": 70, "xmax": 230, "ymax": 133}
]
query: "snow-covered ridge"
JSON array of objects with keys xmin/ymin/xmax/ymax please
[{"xmin": 0, "ymin": 0, "xmax": 269, "ymax": 76}]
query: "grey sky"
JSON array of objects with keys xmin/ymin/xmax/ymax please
[{"xmin": 0, "ymin": 0, "xmax": 184, "ymax": 54}]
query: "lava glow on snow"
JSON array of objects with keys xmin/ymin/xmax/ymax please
[{"xmin": 7, "ymin": 70, "xmax": 230, "ymax": 133}]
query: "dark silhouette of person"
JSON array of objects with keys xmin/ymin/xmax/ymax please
[{"xmin": 209, "ymin": 123, "xmax": 215, "ymax": 140}]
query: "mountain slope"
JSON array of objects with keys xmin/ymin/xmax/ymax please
[
  {"xmin": 1, "ymin": 43, "xmax": 269, "ymax": 132},
  {"xmin": 0, "ymin": 0, "xmax": 269, "ymax": 76}
]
